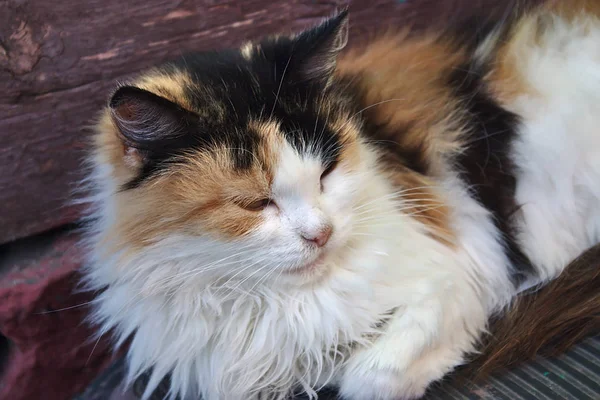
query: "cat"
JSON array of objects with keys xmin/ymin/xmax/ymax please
[{"xmin": 81, "ymin": 2, "xmax": 600, "ymax": 400}]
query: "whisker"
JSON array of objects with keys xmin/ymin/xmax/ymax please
[
  {"xmin": 270, "ymin": 55, "xmax": 293, "ymax": 119},
  {"xmin": 339, "ymin": 98, "xmax": 407, "ymax": 132},
  {"xmin": 86, "ymin": 333, "xmax": 104, "ymax": 367},
  {"xmin": 352, "ymin": 197, "xmax": 445, "ymax": 217},
  {"xmin": 152, "ymin": 245, "xmax": 259, "ymax": 286},
  {"xmin": 214, "ymin": 256, "xmax": 272, "ymax": 298},
  {"xmin": 352, "ymin": 187, "xmax": 441, "ymax": 212},
  {"xmin": 227, "ymin": 262, "xmax": 274, "ymax": 297},
  {"xmin": 36, "ymin": 301, "xmax": 95, "ymax": 314}
]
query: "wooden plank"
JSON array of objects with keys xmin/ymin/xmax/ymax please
[{"xmin": 0, "ymin": 0, "xmax": 514, "ymax": 244}]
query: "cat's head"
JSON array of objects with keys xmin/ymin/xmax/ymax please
[{"xmin": 91, "ymin": 12, "xmax": 390, "ymax": 288}]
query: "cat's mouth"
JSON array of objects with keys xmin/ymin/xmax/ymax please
[{"xmin": 288, "ymin": 253, "xmax": 327, "ymax": 274}]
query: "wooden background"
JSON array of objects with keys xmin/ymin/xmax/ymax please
[{"xmin": 1, "ymin": 0, "xmax": 515, "ymax": 245}]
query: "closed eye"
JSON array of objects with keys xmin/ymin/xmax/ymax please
[
  {"xmin": 320, "ymin": 161, "xmax": 337, "ymax": 191},
  {"xmin": 320, "ymin": 161, "xmax": 337, "ymax": 180},
  {"xmin": 241, "ymin": 198, "xmax": 275, "ymax": 211}
]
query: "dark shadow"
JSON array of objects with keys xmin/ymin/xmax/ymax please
[{"xmin": 0, "ymin": 333, "xmax": 10, "ymax": 377}]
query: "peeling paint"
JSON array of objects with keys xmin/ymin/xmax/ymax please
[
  {"xmin": 82, "ymin": 49, "xmax": 119, "ymax": 61},
  {"xmin": 231, "ymin": 19, "xmax": 254, "ymax": 28},
  {"xmin": 149, "ymin": 40, "xmax": 170, "ymax": 47},
  {"xmin": 163, "ymin": 10, "xmax": 194, "ymax": 20}
]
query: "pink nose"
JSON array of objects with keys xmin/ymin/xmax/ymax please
[{"xmin": 302, "ymin": 225, "xmax": 333, "ymax": 247}]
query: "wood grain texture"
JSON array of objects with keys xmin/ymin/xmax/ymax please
[{"xmin": 0, "ymin": 0, "xmax": 513, "ymax": 244}]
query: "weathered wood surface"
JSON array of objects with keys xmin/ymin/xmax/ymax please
[{"xmin": 0, "ymin": 0, "xmax": 510, "ymax": 244}]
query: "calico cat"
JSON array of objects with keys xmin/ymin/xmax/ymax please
[{"xmin": 82, "ymin": 2, "xmax": 600, "ymax": 400}]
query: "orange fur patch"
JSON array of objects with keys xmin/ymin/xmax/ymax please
[
  {"xmin": 108, "ymin": 147, "xmax": 274, "ymax": 250},
  {"xmin": 546, "ymin": 0, "xmax": 600, "ymax": 20},
  {"xmin": 95, "ymin": 106, "xmax": 285, "ymax": 252},
  {"xmin": 337, "ymin": 33, "xmax": 467, "ymax": 160},
  {"xmin": 336, "ymin": 34, "xmax": 461, "ymax": 244},
  {"xmin": 135, "ymin": 70, "xmax": 196, "ymax": 111}
]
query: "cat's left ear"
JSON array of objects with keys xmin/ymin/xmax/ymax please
[{"xmin": 287, "ymin": 10, "xmax": 349, "ymax": 84}]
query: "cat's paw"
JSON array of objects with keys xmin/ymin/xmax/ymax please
[
  {"xmin": 338, "ymin": 366, "xmax": 427, "ymax": 400},
  {"xmin": 337, "ymin": 328, "xmax": 461, "ymax": 400},
  {"xmin": 337, "ymin": 294, "xmax": 482, "ymax": 400}
]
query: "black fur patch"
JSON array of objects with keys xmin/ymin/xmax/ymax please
[
  {"xmin": 117, "ymin": 14, "xmax": 349, "ymax": 189},
  {"xmin": 448, "ymin": 63, "xmax": 535, "ymax": 285},
  {"xmin": 446, "ymin": 0, "xmax": 528, "ymax": 56},
  {"xmin": 175, "ymin": 47, "xmax": 343, "ymax": 166},
  {"xmin": 362, "ymin": 118, "xmax": 429, "ymax": 176}
]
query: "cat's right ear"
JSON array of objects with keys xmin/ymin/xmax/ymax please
[
  {"xmin": 292, "ymin": 10, "xmax": 349, "ymax": 83},
  {"xmin": 109, "ymin": 86, "xmax": 199, "ymax": 162}
]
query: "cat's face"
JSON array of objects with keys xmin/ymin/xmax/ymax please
[{"xmin": 94, "ymin": 12, "xmax": 383, "ymax": 286}]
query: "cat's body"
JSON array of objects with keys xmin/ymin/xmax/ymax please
[{"xmin": 83, "ymin": 2, "xmax": 600, "ymax": 400}]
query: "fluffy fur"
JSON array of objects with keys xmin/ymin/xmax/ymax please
[{"xmin": 82, "ymin": 3, "xmax": 600, "ymax": 400}]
